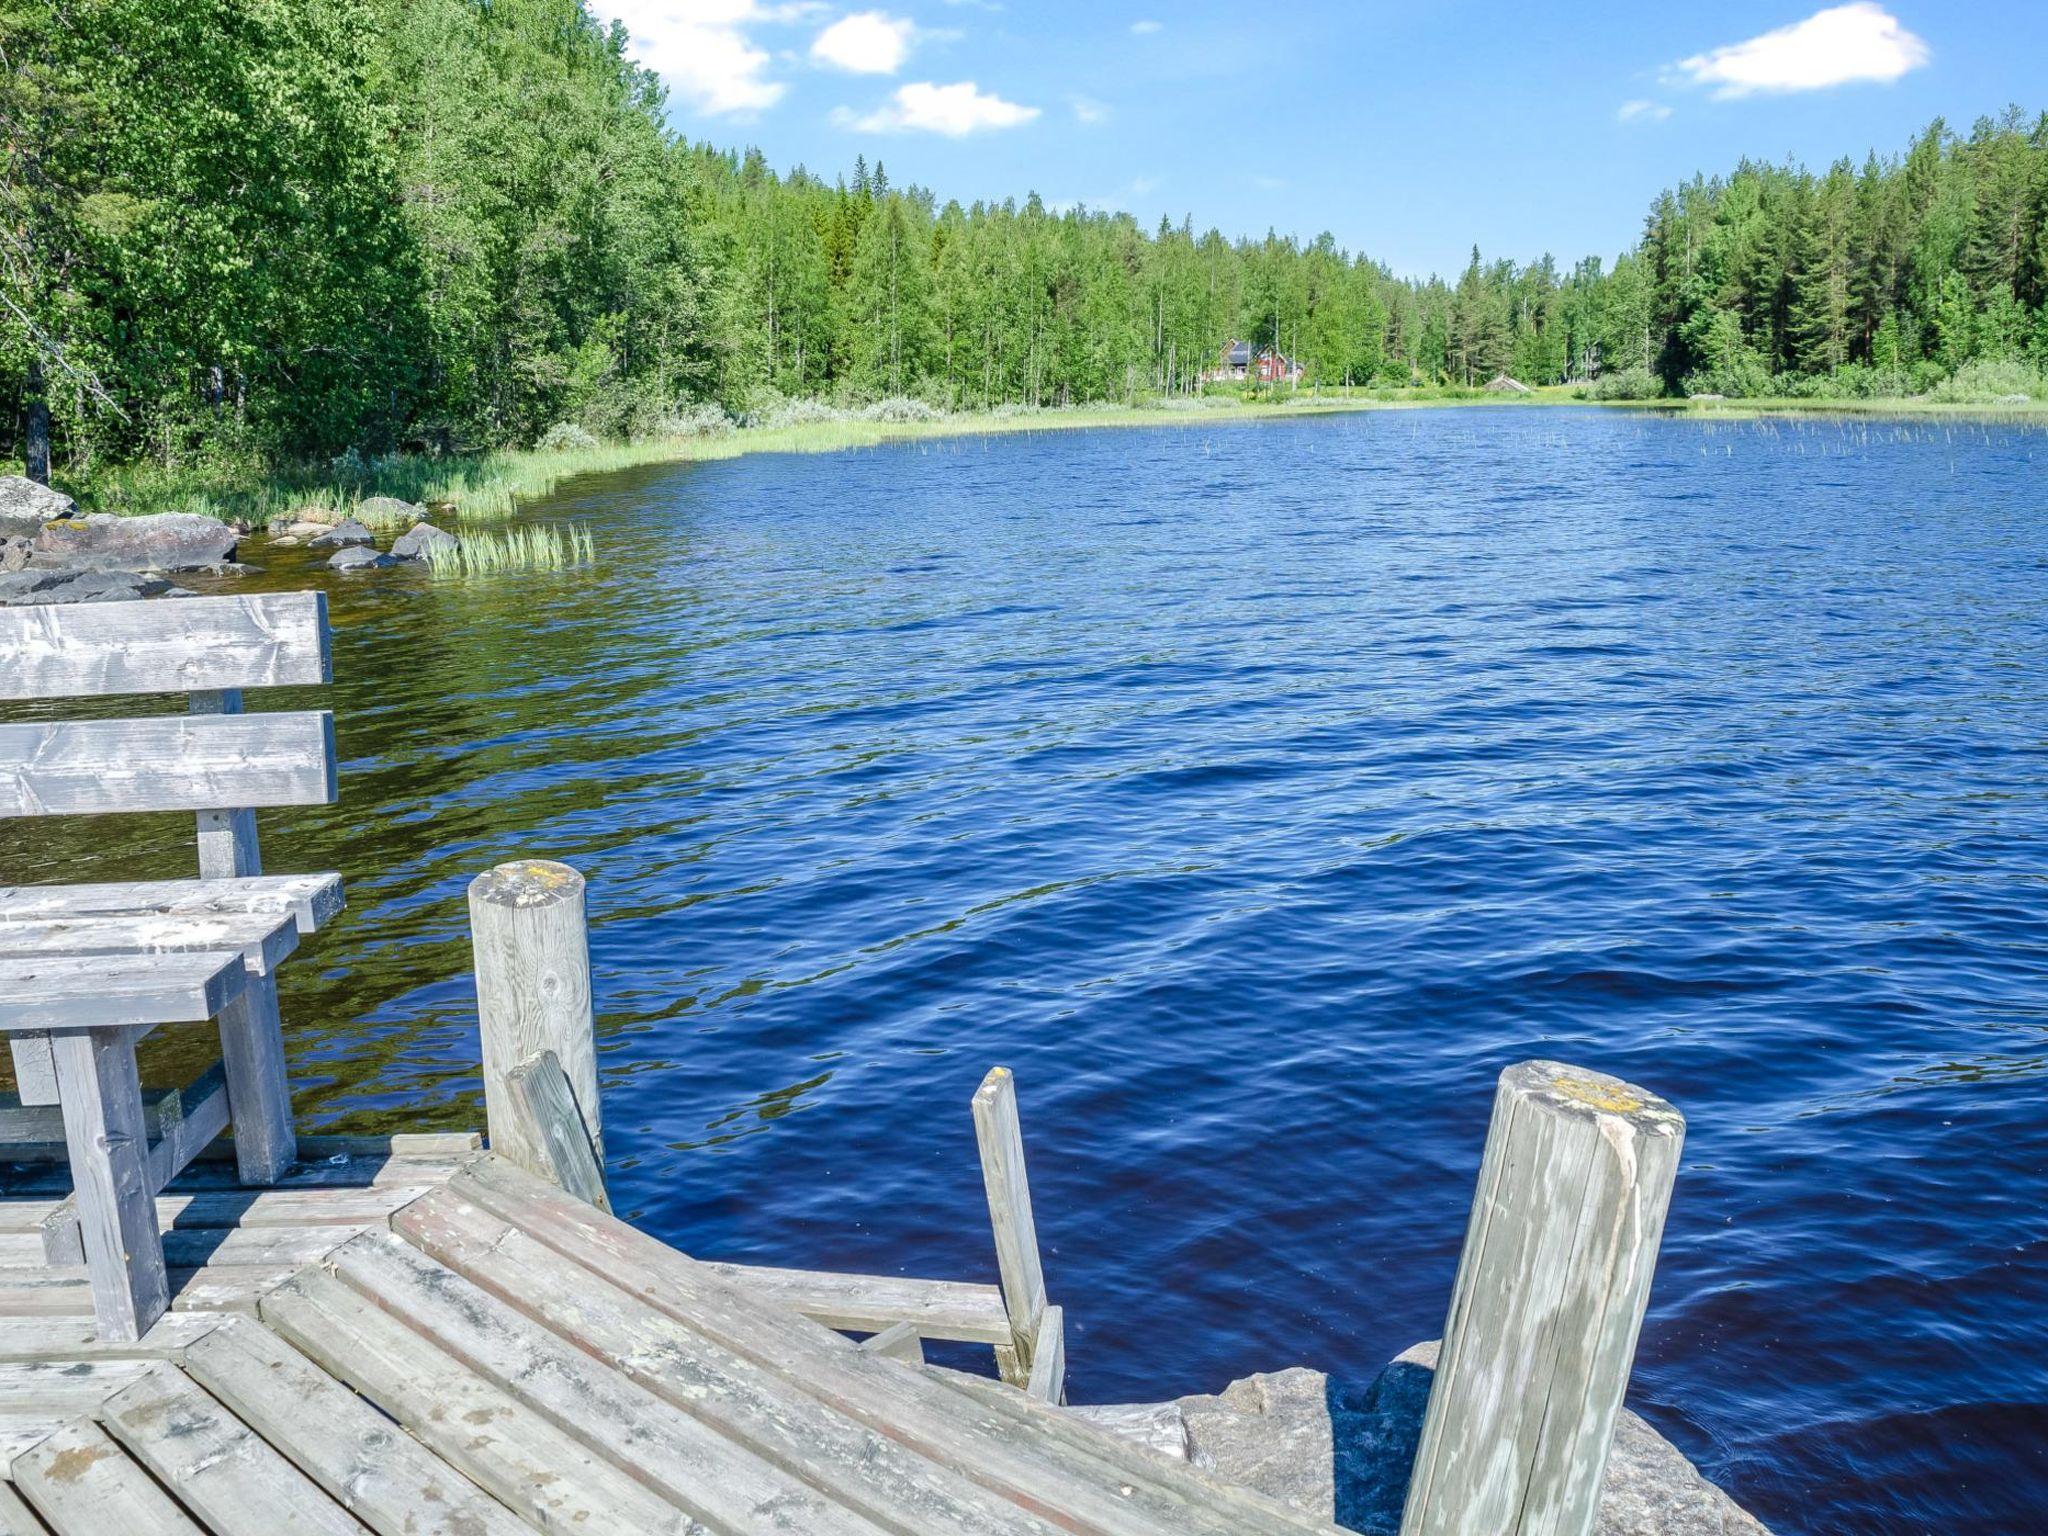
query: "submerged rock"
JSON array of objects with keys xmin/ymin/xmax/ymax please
[
  {"xmin": 310, "ymin": 519, "xmax": 374, "ymax": 548},
  {"xmin": 0, "ymin": 567, "xmax": 190, "ymax": 606},
  {"xmin": 1332, "ymin": 1342, "xmax": 1771, "ymax": 1535},
  {"xmin": 327, "ymin": 545, "xmax": 396, "ymax": 571},
  {"xmin": 390, "ymin": 522, "xmax": 458, "ymax": 560},
  {"xmin": 0, "ymin": 476, "xmax": 78, "ymax": 536},
  {"xmin": 33, "ymin": 512, "xmax": 236, "ymax": 572}
]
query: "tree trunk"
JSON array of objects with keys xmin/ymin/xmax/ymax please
[{"xmin": 24, "ymin": 358, "xmax": 51, "ymax": 485}]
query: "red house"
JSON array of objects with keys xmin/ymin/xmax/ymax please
[{"xmin": 1202, "ymin": 340, "xmax": 1304, "ymax": 385}]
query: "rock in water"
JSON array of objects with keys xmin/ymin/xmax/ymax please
[
  {"xmin": 357, "ymin": 496, "xmax": 425, "ymax": 522},
  {"xmin": 0, "ymin": 476, "xmax": 79, "ymax": 536},
  {"xmin": 1331, "ymin": 1342, "xmax": 1772, "ymax": 1535},
  {"xmin": 0, "ymin": 568, "xmax": 189, "ymax": 606},
  {"xmin": 33, "ymin": 512, "xmax": 236, "ymax": 572},
  {"xmin": 328, "ymin": 545, "xmax": 396, "ymax": 571},
  {"xmin": 310, "ymin": 519, "xmax": 374, "ymax": 548},
  {"xmin": 390, "ymin": 522, "xmax": 459, "ymax": 560},
  {"xmin": 1175, "ymin": 1369, "xmax": 1337, "ymax": 1521}
]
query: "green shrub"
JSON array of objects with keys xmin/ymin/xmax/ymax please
[
  {"xmin": 1583, "ymin": 367, "xmax": 1662, "ymax": 401},
  {"xmin": 535, "ymin": 422, "xmax": 599, "ymax": 452},
  {"xmin": 1929, "ymin": 358, "xmax": 2045, "ymax": 404}
]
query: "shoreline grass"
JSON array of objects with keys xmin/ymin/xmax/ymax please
[{"xmin": 64, "ymin": 388, "xmax": 2048, "ymax": 524}]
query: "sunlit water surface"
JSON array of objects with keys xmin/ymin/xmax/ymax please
[{"xmin": 11, "ymin": 408, "xmax": 2048, "ymax": 1534}]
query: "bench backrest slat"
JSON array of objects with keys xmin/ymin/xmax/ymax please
[
  {"xmin": 0, "ymin": 592, "xmax": 330, "ymax": 701},
  {"xmin": 0, "ymin": 714, "xmax": 337, "ymax": 818}
]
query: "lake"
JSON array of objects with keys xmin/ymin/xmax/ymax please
[{"xmin": 12, "ymin": 407, "xmax": 2048, "ymax": 1534}]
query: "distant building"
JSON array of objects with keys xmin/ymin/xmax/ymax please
[{"xmin": 1203, "ymin": 340, "xmax": 1304, "ymax": 385}]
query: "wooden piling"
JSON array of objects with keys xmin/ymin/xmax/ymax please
[
  {"xmin": 468, "ymin": 861, "xmax": 604, "ymax": 1202},
  {"xmin": 971, "ymin": 1067, "xmax": 1048, "ymax": 1389},
  {"xmin": 1400, "ymin": 1060, "xmax": 1685, "ymax": 1536}
]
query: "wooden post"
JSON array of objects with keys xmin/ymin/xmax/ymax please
[
  {"xmin": 190, "ymin": 686, "xmax": 297, "ymax": 1185},
  {"xmin": 469, "ymin": 861, "xmax": 603, "ymax": 1199},
  {"xmin": 51, "ymin": 1028, "xmax": 168, "ymax": 1342},
  {"xmin": 971, "ymin": 1066, "xmax": 1048, "ymax": 1389},
  {"xmin": 1401, "ymin": 1060, "xmax": 1685, "ymax": 1536}
]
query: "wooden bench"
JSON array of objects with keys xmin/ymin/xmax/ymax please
[{"xmin": 0, "ymin": 592, "xmax": 342, "ymax": 1340}]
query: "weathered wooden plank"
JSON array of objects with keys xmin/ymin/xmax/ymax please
[
  {"xmin": 0, "ymin": 874, "xmax": 344, "ymax": 935},
  {"xmin": 0, "ymin": 1264, "xmax": 297, "ymax": 1319},
  {"xmin": 183, "ymin": 1318, "xmax": 537, "ymax": 1536},
  {"xmin": 0, "ymin": 1360, "xmax": 153, "ymax": 1416},
  {"xmin": 0, "ymin": 909, "xmax": 298, "ymax": 975},
  {"xmin": 0, "ymin": 1415, "xmax": 63, "ymax": 1468},
  {"xmin": 0, "ymin": 712, "xmax": 337, "ymax": 818},
  {"xmin": 0, "ymin": 1313, "xmax": 223, "ymax": 1362},
  {"xmin": 0, "ymin": 1063, "xmax": 230, "ymax": 1195},
  {"xmin": 856, "ymin": 1321, "xmax": 924, "ymax": 1365},
  {"xmin": 702, "ymin": 1262, "xmax": 1013, "ymax": 1344},
  {"xmin": 446, "ymin": 1158, "xmax": 1341, "ymax": 1536},
  {"xmin": 1401, "ymin": 1061, "xmax": 1685, "ymax": 1536},
  {"xmin": 6, "ymin": 1037, "xmax": 56, "ymax": 1108},
  {"xmin": 261, "ymin": 1270, "xmax": 711, "ymax": 1536},
  {"xmin": 190, "ymin": 690, "xmax": 265, "ymax": 877},
  {"xmin": 0, "ymin": 1061, "xmax": 224, "ymax": 1153},
  {"xmin": 12, "ymin": 1420, "xmax": 204, "ymax": 1535},
  {"xmin": 972, "ymin": 1067, "xmax": 1048, "ymax": 1386},
  {"xmin": 1025, "ymin": 1305, "xmax": 1065, "ymax": 1406},
  {"xmin": 0, "ymin": 1184, "xmax": 435, "ymax": 1235},
  {"xmin": 212, "ymin": 970, "xmax": 295, "ymax": 1185},
  {"xmin": 101, "ymin": 1364, "xmax": 372, "ymax": 1535},
  {"xmin": 321, "ymin": 1230, "xmax": 887, "ymax": 1536},
  {"xmin": 1, "ymin": 954, "xmax": 246, "ymax": 1033},
  {"xmin": 468, "ymin": 862, "xmax": 603, "ymax": 1180},
  {"xmin": 0, "ymin": 592, "xmax": 330, "ymax": 701},
  {"xmin": 154, "ymin": 1225, "xmax": 364, "ymax": 1269},
  {"xmin": 504, "ymin": 1050, "xmax": 608, "ymax": 1211},
  {"xmin": 0, "ymin": 1479, "xmax": 50, "ymax": 1536},
  {"xmin": 1063, "ymin": 1402, "xmax": 1190, "ymax": 1462},
  {"xmin": 396, "ymin": 1193, "xmax": 1065, "ymax": 1536},
  {"xmin": 49, "ymin": 1030, "xmax": 166, "ymax": 1342}
]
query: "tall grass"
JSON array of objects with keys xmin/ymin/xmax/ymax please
[{"xmin": 423, "ymin": 522, "xmax": 595, "ymax": 578}]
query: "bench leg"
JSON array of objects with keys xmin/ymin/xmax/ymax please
[
  {"xmin": 9, "ymin": 1035, "xmax": 59, "ymax": 1105},
  {"xmin": 50, "ymin": 1030, "xmax": 169, "ymax": 1343},
  {"xmin": 216, "ymin": 972, "xmax": 296, "ymax": 1185}
]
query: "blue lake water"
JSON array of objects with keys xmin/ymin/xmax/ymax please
[{"xmin": 15, "ymin": 407, "xmax": 2048, "ymax": 1532}]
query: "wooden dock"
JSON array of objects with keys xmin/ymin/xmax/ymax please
[
  {"xmin": 0, "ymin": 1143, "xmax": 1352, "ymax": 1536},
  {"xmin": 3, "ymin": 590, "xmax": 1697, "ymax": 1536}
]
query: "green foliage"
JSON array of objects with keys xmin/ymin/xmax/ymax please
[
  {"xmin": 5, "ymin": 0, "xmax": 2045, "ymax": 486},
  {"xmin": 423, "ymin": 522, "xmax": 596, "ymax": 577}
]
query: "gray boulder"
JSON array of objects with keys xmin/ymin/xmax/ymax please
[
  {"xmin": 1332, "ymin": 1343, "xmax": 1771, "ymax": 1535},
  {"xmin": 0, "ymin": 536, "xmax": 30, "ymax": 573},
  {"xmin": 0, "ymin": 475, "xmax": 78, "ymax": 537},
  {"xmin": 34, "ymin": 512, "xmax": 236, "ymax": 572},
  {"xmin": 327, "ymin": 545, "xmax": 396, "ymax": 571},
  {"xmin": 310, "ymin": 519, "xmax": 374, "ymax": 549},
  {"xmin": 357, "ymin": 496, "xmax": 424, "ymax": 522},
  {"xmin": 0, "ymin": 567, "xmax": 188, "ymax": 606},
  {"xmin": 390, "ymin": 522, "xmax": 458, "ymax": 561},
  {"xmin": 1177, "ymin": 1369, "xmax": 1336, "ymax": 1521}
]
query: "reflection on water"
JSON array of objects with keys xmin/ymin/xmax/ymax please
[{"xmin": 9, "ymin": 408, "xmax": 2048, "ymax": 1534}]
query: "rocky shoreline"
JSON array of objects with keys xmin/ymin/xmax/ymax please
[
  {"xmin": 0, "ymin": 476, "xmax": 459, "ymax": 605},
  {"xmin": 1050, "ymin": 1344, "xmax": 1771, "ymax": 1535}
]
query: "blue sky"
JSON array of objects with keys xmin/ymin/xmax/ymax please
[{"xmin": 590, "ymin": 2, "xmax": 2048, "ymax": 278}]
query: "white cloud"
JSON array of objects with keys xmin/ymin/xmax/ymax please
[
  {"xmin": 838, "ymin": 80, "xmax": 1040, "ymax": 135},
  {"xmin": 1617, "ymin": 99, "xmax": 1673, "ymax": 123},
  {"xmin": 1672, "ymin": 4, "xmax": 1930, "ymax": 98},
  {"xmin": 1071, "ymin": 95, "xmax": 1110, "ymax": 124},
  {"xmin": 811, "ymin": 11, "xmax": 914, "ymax": 74},
  {"xmin": 590, "ymin": 0, "xmax": 813, "ymax": 116},
  {"xmin": 1130, "ymin": 19, "xmax": 1161, "ymax": 35}
]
